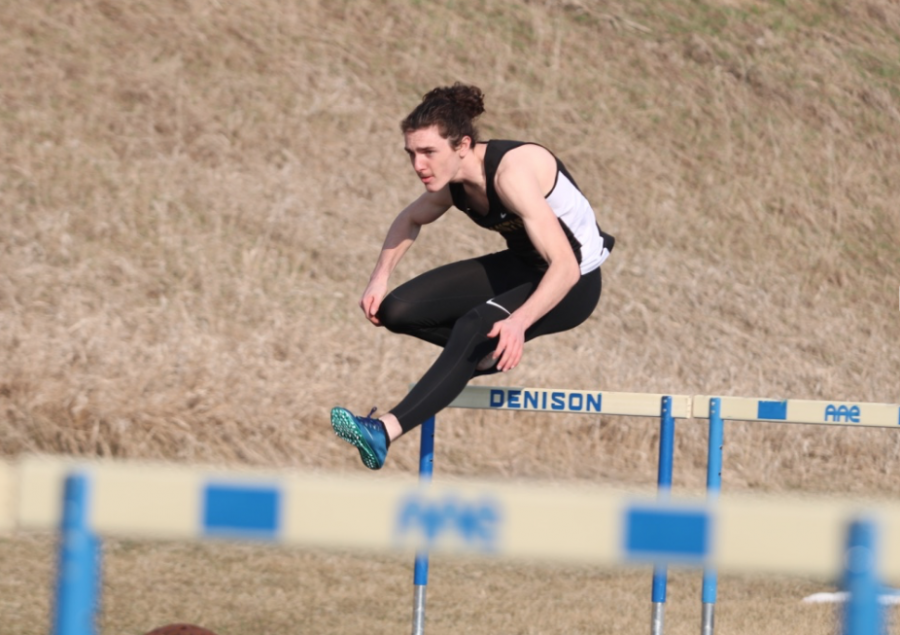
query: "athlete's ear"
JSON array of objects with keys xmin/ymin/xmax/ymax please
[{"xmin": 457, "ymin": 135, "xmax": 472, "ymax": 155}]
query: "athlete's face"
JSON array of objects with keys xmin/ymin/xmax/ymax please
[{"xmin": 404, "ymin": 125, "xmax": 469, "ymax": 192}]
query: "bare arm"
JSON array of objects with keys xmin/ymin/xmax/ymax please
[
  {"xmin": 487, "ymin": 147, "xmax": 581, "ymax": 370},
  {"xmin": 360, "ymin": 188, "xmax": 452, "ymax": 325}
]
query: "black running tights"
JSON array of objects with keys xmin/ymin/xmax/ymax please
[{"xmin": 377, "ymin": 250, "xmax": 602, "ymax": 434}]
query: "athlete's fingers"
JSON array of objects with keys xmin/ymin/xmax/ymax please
[
  {"xmin": 493, "ymin": 329, "xmax": 512, "ymax": 371},
  {"xmin": 367, "ymin": 296, "xmax": 381, "ymax": 319},
  {"xmin": 360, "ymin": 295, "xmax": 382, "ymax": 325},
  {"xmin": 483, "ymin": 320, "xmax": 504, "ymax": 367},
  {"xmin": 493, "ymin": 321, "xmax": 525, "ymax": 371},
  {"xmin": 498, "ymin": 338, "xmax": 520, "ymax": 371},
  {"xmin": 508, "ymin": 340, "xmax": 524, "ymax": 369},
  {"xmin": 360, "ymin": 278, "xmax": 388, "ymax": 325},
  {"xmin": 488, "ymin": 320, "xmax": 512, "ymax": 365}
]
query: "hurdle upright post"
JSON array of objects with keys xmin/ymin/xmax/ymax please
[
  {"xmin": 842, "ymin": 518, "xmax": 882, "ymax": 635},
  {"xmin": 701, "ymin": 397, "xmax": 723, "ymax": 635},
  {"xmin": 651, "ymin": 396, "xmax": 675, "ymax": 635},
  {"xmin": 53, "ymin": 472, "xmax": 102, "ymax": 635},
  {"xmin": 411, "ymin": 415, "xmax": 436, "ymax": 635}
]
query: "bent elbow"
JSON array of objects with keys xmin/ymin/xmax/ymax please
[
  {"xmin": 567, "ymin": 264, "xmax": 581, "ymax": 289},
  {"xmin": 544, "ymin": 249, "xmax": 581, "ymax": 289}
]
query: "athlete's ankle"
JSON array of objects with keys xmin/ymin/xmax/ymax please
[{"xmin": 380, "ymin": 413, "xmax": 403, "ymax": 442}]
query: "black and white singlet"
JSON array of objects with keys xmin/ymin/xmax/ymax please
[{"xmin": 449, "ymin": 140, "xmax": 615, "ymax": 273}]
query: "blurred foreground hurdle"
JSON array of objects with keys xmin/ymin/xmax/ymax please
[{"xmin": 1, "ymin": 455, "xmax": 900, "ymax": 635}]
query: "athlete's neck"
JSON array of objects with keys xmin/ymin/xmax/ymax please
[{"xmin": 453, "ymin": 141, "xmax": 487, "ymax": 193}]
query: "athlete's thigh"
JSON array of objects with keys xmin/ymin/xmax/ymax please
[
  {"xmin": 479, "ymin": 281, "xmax": 537, "ymax": 319},
  {"xmin": 383, "ymin": 251, "xmax": 541, "ymax": 324},
  {"xmin": 525, "ymin": 267, "xmax": 602, "ymax": 341}
]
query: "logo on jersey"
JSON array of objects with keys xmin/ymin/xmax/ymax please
[{"xmin": 490, "ymin": 217, "xmax": 524, "ymax": 234}]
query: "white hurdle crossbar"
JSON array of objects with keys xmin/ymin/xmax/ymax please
[
  {"xmin": 1, "ymin": 455, "xmax": 899, "ymax": 635},
  {"xmin": 4, "ymin": 455, "xmax": 900, "ymax": 577},
  {"xmin": 693, "ymin": 395, "xmax": 900, "ymax": 428},
  {"xmin": 447, "ymin": 385, "xmax": 693, "ymax": 417}
]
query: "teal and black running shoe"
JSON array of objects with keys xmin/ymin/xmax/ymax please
[{"xmin": 331, "ymin": 407, "xmax": 388, "ymax": 470}]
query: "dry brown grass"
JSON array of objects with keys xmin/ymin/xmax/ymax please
[
  {"xmin": 0, "ymin": 534, "xmax": 866, "ymax": 635},
  {"xmin": 2, "ymin": 0, "xmax": 900, "ymax": 633}
]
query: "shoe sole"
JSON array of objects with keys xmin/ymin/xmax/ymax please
[{"xmin": 331, "ymin": 408, "xmax": 383, "ymax": 470}]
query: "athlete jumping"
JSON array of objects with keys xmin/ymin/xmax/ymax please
[{"xmin": 331, "ymin": 83, "xmax": 615, "ymax": 469}]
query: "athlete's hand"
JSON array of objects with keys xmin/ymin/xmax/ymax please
[
  {"xmin": 486, "ymin": 316, "xmax": 527, "ymax": 372},
  {"xmin": 359, "ymin": 279, "xmax": 388, "ymax": 326}
]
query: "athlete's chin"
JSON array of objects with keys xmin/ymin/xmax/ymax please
[{"xmin": 419, "ymin": 174, "xmax": 443, "ymax": 192}]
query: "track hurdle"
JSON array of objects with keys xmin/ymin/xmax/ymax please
[
  {"xmin": 4, "ymin": 455, "xmax": 900, "ymax": 635},
  {"xmin": 693, "ymin": 395, "xmax": 900, "ymax": 635},
  {"xmin": 411, "ymin": 385, "xmax": 693, "ymax": 635}
]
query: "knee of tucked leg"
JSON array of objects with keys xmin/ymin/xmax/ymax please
[
  {"xmin": 454, "ymin": 305, "xmax": 499, "ymax": 340},
  {"xmin": 377, "ymin": 295, "xmax": 414, "ymax": 333}
]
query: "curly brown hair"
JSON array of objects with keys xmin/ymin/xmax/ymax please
[{"xmin": 400, "ymin": 83, "xmax": 485, "ymax": 148}]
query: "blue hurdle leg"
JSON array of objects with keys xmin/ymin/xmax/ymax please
[
  {"xmin": 651, "ymin": 396, "xmax": 675, "ymax": 635},
  {"xmin": 842, "ymin": 518, "xmax": 882, "ymax": 635},
  {"xmin": 53, "ymin": 473, "xmax": 102, "ymax": 635},
  {"xmin": 701, "ymin": 398, "xmax": 723, "ymax": 635},
  {"xmin": 411, "ymin": 415, "xmax": 436, "ymax": 635}
]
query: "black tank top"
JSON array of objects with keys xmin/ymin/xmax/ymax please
[{"xmin": 449, "ymin": 140, "xmax": 615, "ymax": 271}]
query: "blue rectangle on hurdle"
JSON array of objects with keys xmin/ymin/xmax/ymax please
[
  {"xmin": 757, "ymin": 400, "xmax": 787, "ymax": 421},
  {"xmin": 202, "ymin": 483, "xmax": 281, "ymax": 539},
  {"xmin": 624, "ymin": 506, "xmax": 709, "ymax": 562}
]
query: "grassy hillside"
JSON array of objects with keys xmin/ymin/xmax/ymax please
[
  {"xmin": 2, "ymin": 0, "xmax": 899, "ymax": 492},
  {"xmin": 2, "ymin": 1, "xmax": 900, "ymax": 634}
]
